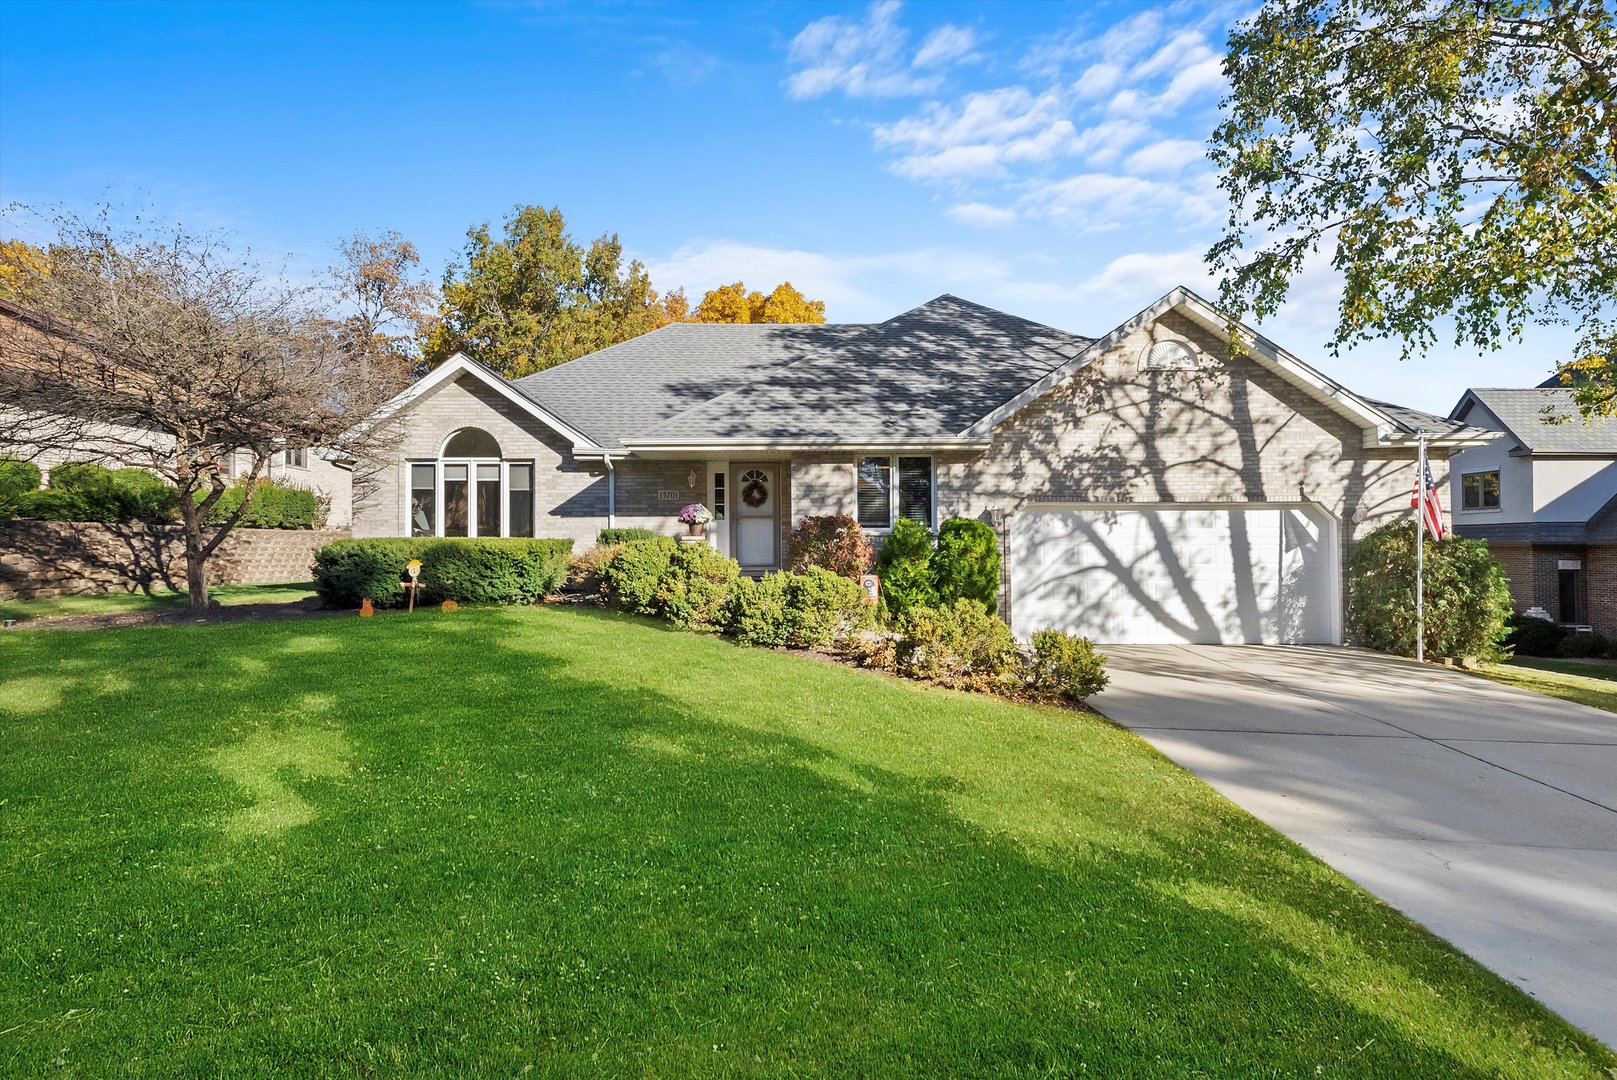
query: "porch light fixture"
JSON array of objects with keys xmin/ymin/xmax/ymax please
[
  {"xmin": 687, "ymin": 469, "xmax": 699, "ymax": 489},
  {"xmin": 986, "ymin": 505, "xmax": 1005, "ymax": 528},
  {"xmin": 1351, "ymin": 500, "xmax": 1370, "ymax": 524}
]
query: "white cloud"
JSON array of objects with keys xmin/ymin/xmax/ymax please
[
  {"xmin": 1123, "ymin": 137, "xmax": 1206, "ymax": 175},
  {"xmin": 947, "ymin": 202, "xmax": 1018, "ymax": 228},
  {"xmin": 1073, "ymin": 62, "xmax": 1124, "ymax": 99},
  {"xmin": 1020, "ymin": 172, "xmax": 1219, "ymax": 233},
  {"xmin": 913, "ymin": 24, "xmax": 980, "ymax": 69},
  {"xmin": 786, "ymin": 1, "xmax": 975, "ymax": 100},
  {"xmin": 874, "ymin": 87, "xmax": 1079, "ymax": 179},
  {"xmin": 1079, "ymin": 244, "xmax": 1217, "ymax": 302}
]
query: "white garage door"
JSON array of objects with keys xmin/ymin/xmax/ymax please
[{"xmin": 1010, "ymin": 505, "xmax": 1339, "ymax": 645}]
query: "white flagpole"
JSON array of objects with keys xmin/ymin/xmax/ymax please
[{"xmin": 1415, "ymin": 431, "xmax": 1426, "ymax": 664}]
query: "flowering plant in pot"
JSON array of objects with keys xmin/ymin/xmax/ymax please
[{"xmin": 678, "ymin": 502, "xmax": 713, "ymax": 535}]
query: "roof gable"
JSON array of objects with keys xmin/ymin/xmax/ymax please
[
  {"xmin": 1449, "ymin": 388, "xmax": 1617, "ymax": 454},
  {"xmin": 969, "ymin": 288, "xmax": 1495, "ymax": 449}
]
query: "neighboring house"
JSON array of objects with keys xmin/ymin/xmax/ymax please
[
  {"xmin": 354, "ymin": 288, "xmax": 1494, "ymax": 645},
  {"xmin": 1448, "ymin": 386, "xmax": 1617, "ymax": 634},
  {"xmin": 0, "ymin": 299, "xmax": 354, "ymax": 528}
]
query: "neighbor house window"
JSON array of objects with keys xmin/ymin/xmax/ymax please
[
  {"xmin": 410, "ymin": 427, "xmax": 535, "ymax": 538},
  {"xmin": 285, "ymin": 448, "xmax": 308, "ymax": 468},
  {"xmin": 1462, "ymin": 471, "xmax": 1500, "ymax": 510},
  {"xmin": 856, "ymin": 455, "xmax": 933, "ymax": 530}
]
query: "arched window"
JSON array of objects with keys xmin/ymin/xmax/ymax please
[
  {"xmin": 409, "ymin": 427, "xmax": 534, "ymax": 539},
  {"xmin": 443, "ymin": 427, "xmax": 502, "ymax": 458}
]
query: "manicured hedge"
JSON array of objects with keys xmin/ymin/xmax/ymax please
[
  {"xmin": 597, "ymin": 527, "xmax": 657, "ymax": 546},
  {"xmin": 592, "ymin": 537, "xmax": 1105, "ymax": 703},
  {"xmin": 312, "ymin": 537, "xmax": 573, "ymax": 608},
  {"xmin": 874, "ymin": 517, "xmax": 937, "ymax": 619},
  {"xmin": 208, "ymin": 478, "xmax": 323, "ymax": 529},
  {"xmin": 50, "ymin": 463, "xmax": 178, "ymax": 523}
]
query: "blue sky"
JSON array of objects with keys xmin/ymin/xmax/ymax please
[{"xmin": 0, "ymin": 0, "xmax": 1573, "ymax": 412}]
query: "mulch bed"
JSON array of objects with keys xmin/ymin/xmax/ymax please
[{"xmin": 6, "ymin": 596, "xmax": 345, "ymax": 632}]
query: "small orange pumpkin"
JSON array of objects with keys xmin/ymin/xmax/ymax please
[
  {"xmin": 441, "ymin": 600, "xmax": 460, "ymax": 613},
  {"xmin": 359, "ymin": 598, "xmax": 375, "ymax": 617}
]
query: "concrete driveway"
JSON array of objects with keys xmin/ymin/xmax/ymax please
[{"xmin": 1092, "ymin": 644, "xmax": 1617, "ymax": 1047}]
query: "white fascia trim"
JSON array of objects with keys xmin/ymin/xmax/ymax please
[
  {"xmin": 618, "ymin": 437, "xmax": 991, "ymax": 454},
  {"xmin": 370, "ymin": 352, "xmax": 602, "ymax": 451}
]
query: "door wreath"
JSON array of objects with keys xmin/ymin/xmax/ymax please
[{"xmin": 740, "ymin": 470, "xmax": 769, "ymax": 508}]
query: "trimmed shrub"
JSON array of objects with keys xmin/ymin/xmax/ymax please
[
  {"xmin": 39, "ymin": 462, "xmax": 177, "ymax": 523},
  {"xmin": 598, "ymin": 527, "xmax": 656, "ymax": 546},
  {"xmin": 896, "ymin": 599, "xmax": 1019, "ymax": 690},
  {"xmin": 657, "ymin": 543, "xmax": 741, "ymax": 631},
  {"xmin": 726, "ymin": 572, "xmax": 793, "ymax": 648},
  {"xmin": 600, "ymin": 536, "xmax": 679, "ymax": 615},
  {"xmin": 312, "ymin": 539, "xmax": 415, "ymax": 607},
  {"xmin": 420, "ymin": 538, "xmax": 573, "ymax": 605},
  {"xmin": 312, "ymin": 537, "xmax": 573, "ymax": 608},
  {"xmin": 0, "ymin": 457, "xmax": 41, "ymax": 501},
  {"xmin": 208, "ymin": 478, "xmax": 322, "ymax": 529},
  {"xmin": 784, "ymin": 566, "xmax": 876, "ymax": 649},
  {"xmin": 788, "ymin": 515, "xmax": 874, "ymax": 578},
  {"xmin": 875, "ymin": 516, "xmax": 937, "ymax": 621},
  {"xmin": 7, "ymin": 488, "xmax": 93, "ymax": 521},
  {"xmin": 1025, "ymin": 629, "xmax": 1109, "ymax": 701},
  {"xmin": 1347, "ymin": 521, "xmax": 1513, "ymax": 661},
  {"xmin": 1505, "ymin": 614, "xmax": 1566, "ymax": 658},
  {"xmin": 932, "ymin": 517, "xmax": 1001, "ymax": 612},
  {"xmin": 1556, "ymin": 631, "xmax": 1609, "ymax": 659}
]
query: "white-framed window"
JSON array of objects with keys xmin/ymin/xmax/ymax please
[
  {"xmin": 1462, "ymin": 470, "xmax": 1500, "ymax": 510},
  {"xmin": 856, "ymin": 454, "xmax": 934, "ymax": 531},
  {"xmin": 1142, "ymin": 340, "xmax": 1196, "ymax": 370},
  {"xmin": 408, "ymin": 427, "xmax": 535, "ymax": 537}
]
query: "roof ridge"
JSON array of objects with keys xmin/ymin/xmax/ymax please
[{"xmin": 636, "ymin": 295, "xmax": 1095, "ymax": 441}]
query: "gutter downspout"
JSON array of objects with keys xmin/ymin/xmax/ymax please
[{"xmin": 604, "ymin": 453, "xmax": 616, "ymax": 529}]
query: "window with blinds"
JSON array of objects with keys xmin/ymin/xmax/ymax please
[{"xmin": 857, "ymin": 455, "xmax": 933, "ymax": 530}]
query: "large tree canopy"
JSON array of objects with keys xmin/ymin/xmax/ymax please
[
  {"xmin": 1208, "ymin": 0, "xmax": 1617, "ymax": 415},
  {"xmin": 421, "ymin": 205, "xmax": 682, "ymax": 377},
  {"xmin": 690, "ymin": 281, "xmax": 827, "ymax": 324}
]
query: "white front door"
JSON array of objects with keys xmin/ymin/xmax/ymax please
[
  {"xmin": 733, "ymin": 465, "xmax": 777, "ymax": 567},
  {"xmin": 1009, "ymin": 504, "xmax": 1339, "ymax": 644}
]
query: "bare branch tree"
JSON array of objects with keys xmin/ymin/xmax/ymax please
[{"xmin": 0, "ymin": 207, "xmax": 409, "ymax": 607}]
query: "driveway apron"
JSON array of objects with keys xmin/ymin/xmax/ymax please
[{"xmin": 1092, "ymin": 644, "xmax": 1617, "ymax": 1047}]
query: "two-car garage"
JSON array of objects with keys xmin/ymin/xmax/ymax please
[{"xmin": 1009, "ymin": 504, "xmax": 1341, "ymax": 645}]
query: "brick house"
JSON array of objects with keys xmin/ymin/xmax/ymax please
[
  {"xmin": 353, "ymin": 288, "xmax": 1494, "ymax": 644},
  {"xmin": 1447, "ymin": 386, "xmax": 1617, "ymax": 635}
]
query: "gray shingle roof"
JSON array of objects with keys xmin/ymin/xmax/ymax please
[
  {"xmin": 510, "ymin": 323, "xmax": 871, "ymax": 448},
  {"xmin": 640, "ymin": 295, "xmax": 1093, "ymax": 442},
  {"xmin": 1453, "ymin": 388, "xmax": 1617, "ymax": 453},
  {"xmin": 1362, "ymin": 399, "xmax": 1482, "ymax": 438}
]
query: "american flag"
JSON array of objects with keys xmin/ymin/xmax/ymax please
[{"xmin": 1411, "ymin": 455, "xmax": 1445, "ymax": 539}]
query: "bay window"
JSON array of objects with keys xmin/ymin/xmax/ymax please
[{"xmin": 857, "ymin": 455, "xmax": 933, "ymax": 530}]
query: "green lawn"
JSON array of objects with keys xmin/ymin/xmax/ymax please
[
  {"xmin": 1478, "ymin": 658, "xmax": 1617, "ymax": 713},
  {"xmin": 2, "ymin": 608, "xmax": 1610, "ymax": 1077},
  {"xmin": 0, "ymin": 581, "xmax": 316, "ymax": 623}
]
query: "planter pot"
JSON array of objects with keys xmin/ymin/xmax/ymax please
[{"xmin": 686, "ymin": 523, "xmax": 707, "ymax": 537}]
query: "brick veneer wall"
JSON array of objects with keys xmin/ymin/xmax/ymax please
[
  {"xmin": 1590, "ymin": 546, "xmax": 1617, "ymax": 635},
  {"xmin": 0, "ymin": 521, "xmax": 347, "ymax": 601}
]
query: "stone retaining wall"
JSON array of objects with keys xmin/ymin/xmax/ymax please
[{"xmin": 0, "ymin": 520, "xmax": 348, "ymax": 600}]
